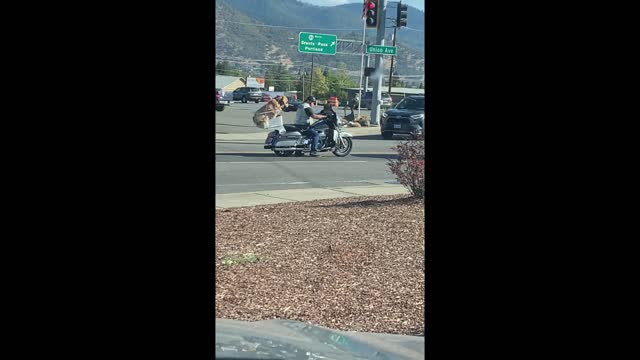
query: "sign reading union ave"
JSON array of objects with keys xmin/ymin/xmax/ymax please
[
  {"xmin": 366, "ymin": 45, "xmax": 398, "ymax": 56},
  {"xmin": 298, "ymin": 32, "xmax": 337, "ymax": 55}
]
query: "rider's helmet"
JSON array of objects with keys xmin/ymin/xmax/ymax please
[{"xmin": 306, "ymin": 96, "xmax": 316, "ymax": 104}]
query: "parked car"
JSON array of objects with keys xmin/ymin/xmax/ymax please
[
  {"xmin": 232, "ymin": 87, "xmax": 262, "ymax": 103},
  {"xmin": 261, "ymin": 93, "xmax": 272, "ymax": 102},
  {"xmin": 380, "ymin": 95, "xmax": 425, "ymax": 139},
  {"xmin": 361, "ymin": 91, "xmax": 393, "ymax": 109},
  {"xmin": 284, "ymin": 99, "xmax": 302, "ymax": 112},
  {"xmin": 216, "ymin": 88, "xmax": 228, "ymax": 111}
]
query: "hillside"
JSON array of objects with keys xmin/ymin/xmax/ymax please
[
  {"xmin": 220, "ymin": 0, "xmax": 425, "ymax": 50},
  {"xmin": 214, "ymin": 0, "xmax": 425, "ymax": 79}
]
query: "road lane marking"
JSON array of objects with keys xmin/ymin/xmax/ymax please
[
  {"xmin": 216, "ymin": 182, "xmax": 310, "ymax": 186},
  {"xmin": 215, "ymin": 180, "xmax": 398, "ymax": 187},
  {"xmin": 215, "ymin": 161, "xmax": 369, "ymax": 164},
  {"xmin": 215, "ymin": 151, "xmax": 397, "ymax": 155}
]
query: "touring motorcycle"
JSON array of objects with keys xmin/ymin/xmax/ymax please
[{"xmin": 263, "ymin": 111, "xmax": 353, "ymax": 157}]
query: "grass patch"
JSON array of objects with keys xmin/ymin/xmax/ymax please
[{"xmin": 221, "ymin": 253, "xmax": 261, "ymax": 266}]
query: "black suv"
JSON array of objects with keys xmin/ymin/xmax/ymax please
[
  {"xmin": 232, "ymin": 87, "xmax": 262, "ymax": 103},
  {"xmin": 380, "ymin": 95, "xmax": 425, "ymax": 139}
]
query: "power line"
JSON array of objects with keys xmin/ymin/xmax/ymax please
[
  {"xmin": 216, "ymin": 19, "xmax": 424, "ymax": 33},
  {"xmin": 215, "ymin": 19, "xmax": 363, "ymax": 32},
  {"xmin": 215, "ymin": 68, "xmax": 421, "ymax": 79},
  {"xmin": 216, "ymin": 57, "xmax": 304, "ymax": 64}
]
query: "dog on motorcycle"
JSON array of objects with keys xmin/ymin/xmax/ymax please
[{"xmin": 253, "ymin": 95, "xmax": 289, "ymax": 128}]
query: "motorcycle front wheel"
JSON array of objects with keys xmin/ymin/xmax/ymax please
[{"xmin": 332, "ymin": 137, "xmax": 352, "ymax": 157}]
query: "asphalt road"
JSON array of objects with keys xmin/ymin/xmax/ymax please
[
  {"xmin": 214, "ymin": 101, "xmax": 373, "ymax": 134},
  {"xmin": 214, "ymin": 101, "xmax": 403, "ymax": 194},
  {"xmin": 215, "ymin": 137, "xmax": 401, "ymax": 194}
]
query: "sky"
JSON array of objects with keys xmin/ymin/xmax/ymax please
[{"xmin": 296, "ymin": 0, "xmax": 425, "ymax": 12}]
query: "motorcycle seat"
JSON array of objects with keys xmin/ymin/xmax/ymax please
[{"xmin": 284, "ymin": 124, "xmax": 307, "ymax": 132}]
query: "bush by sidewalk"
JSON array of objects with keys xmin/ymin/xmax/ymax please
[{"xmin": 387, "ymin": 135, "xmax": 425, "ymax": 198}]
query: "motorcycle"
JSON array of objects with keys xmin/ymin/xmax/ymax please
[{"xmin": 263, "ymin": 110, "xmax": 353, "ymax": 157}]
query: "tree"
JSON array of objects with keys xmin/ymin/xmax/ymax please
[
  {"xmin": 216, "ymin": 61, "xmax": 244, "ymax": 77},
  {"xmin": 326, "ymin": 63, "xmax": 357, "ymax": 101},
  {"xmin": 216, "ymin": 61, "xmax": 232, "ymax": 74},
  {"xmin": 310, "ymin": 67, "xmax": 329, "ymax": 99}
]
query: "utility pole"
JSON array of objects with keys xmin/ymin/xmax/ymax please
[
  {"xmin": 310, "ymin": 54, "xmax": 314, "ymax": 97},
  {"xmin": 388, "ymin": 25, "xmax": 398, "ymax": 94},
  {"xmin": 299, "ymin": 67, "xmax": 305, "ymax": 100},
  {"xmin": 370, "ymin": 0, "xmax": 387, "ymax": 126},
  {"xmin": 364, "ymin": 52, "xmax": 370, "ymax": 93}
]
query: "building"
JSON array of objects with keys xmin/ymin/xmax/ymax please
[{"xmin": 215, "ymin": 76, "xmax": 245, "ymax": 92}]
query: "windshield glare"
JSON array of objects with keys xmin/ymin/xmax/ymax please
[{"xmin": 395, "ymin": 97, "xmax": 425, "ymax": 110}]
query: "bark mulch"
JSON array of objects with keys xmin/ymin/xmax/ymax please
[{"xmin": 215, "ymin": 194, "xmax": 425, "ymax": 336}]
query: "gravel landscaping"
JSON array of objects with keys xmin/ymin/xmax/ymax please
[{"xmin": 215, "ymin": 194, "xmax": 425, "ymax": 336}]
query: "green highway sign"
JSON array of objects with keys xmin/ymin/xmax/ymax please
[
  {"xmin": 366, "ymin": 45, "xmax": 398, "ymax": 56},
  {"xmin": 298, "ymin": 32, "xmax": 337, "ymax": 55}
]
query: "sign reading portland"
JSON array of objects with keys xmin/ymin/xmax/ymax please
[{"xmin": 298, "ymin": 32, "xmax": 337, "ymax": 55}]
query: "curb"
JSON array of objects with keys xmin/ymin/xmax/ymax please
[{"xmin": 216, "ymin": 184, "xmax": 409, "ymax": 209}]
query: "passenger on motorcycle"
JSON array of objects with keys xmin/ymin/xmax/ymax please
[
  {"xmin": 295, "ymin": 96, "xmax": 326, "ymax": 157},
  {"xmin": 319, "ymin": 103, "xmax": 341, "ymax": 148}
]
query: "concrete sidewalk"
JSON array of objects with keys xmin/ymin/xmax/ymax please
[
  {"xmin": 215, "ymin": 125, "xmax": 382, "ymax": 141},
  {"xmin": 216, "ymin": 183, "xmax": 409, "ymax": 209}
]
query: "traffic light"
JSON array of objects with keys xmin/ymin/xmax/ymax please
[
  {"xmin": 365, "ymin": 0, "xmax": 378, "ymax": 29},
  {"xmin": 396, "ymin": 1, "xmax": 408, "ymax": 27},
  {"xmin": 364, "ymin": 67, "xmax": 375, "ymax": 76}
]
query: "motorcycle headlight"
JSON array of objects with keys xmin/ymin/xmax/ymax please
[{"xmin": 410, "ymin": 114, "xmax": 425, "ymax": 120}]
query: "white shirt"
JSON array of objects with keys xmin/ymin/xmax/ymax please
[{"xmin": 295, "ymin": 102, "xmax": 313, "ymax": 125}]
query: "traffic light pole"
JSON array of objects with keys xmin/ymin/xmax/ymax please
[
  {"xmin": 370, "ymin": 0, "xmax": 387, "ymax": 126},
  {"xmin": 358, "ymin": 16, "xmax": 366, "ymax": 119},
  {"xmin": 388, "ymin": 25, "xmax": 397, "ymax": 95}
]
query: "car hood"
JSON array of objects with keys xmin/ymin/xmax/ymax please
[
  {"xmin": 385, "ymin": 109, "xmax": 425, "ymax": 117},
  {"xmin": 216, "ymin": 319, "xmax": 426, "ymax": 360}
]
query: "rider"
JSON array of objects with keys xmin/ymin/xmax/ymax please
[
  {"xmin": 319, "ymin": 103, "xmax": 340, "ymax": 148},
  {"xmin": 295, "ymin": 96, "xmax": 326, "ymax": 157}
]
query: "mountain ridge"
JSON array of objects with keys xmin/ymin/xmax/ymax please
[{"xmin": 214, "ymin": 0, "xmax": 425, "ymax": 80}]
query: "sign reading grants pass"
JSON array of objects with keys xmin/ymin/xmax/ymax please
[{"xmin": 298, "ymin": 32, "xmax": 337, "ymax": 55}]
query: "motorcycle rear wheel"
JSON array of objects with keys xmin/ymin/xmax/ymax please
[{"xmin": 274, "ymin": 150, "xmax": 294, "ymax": 157}]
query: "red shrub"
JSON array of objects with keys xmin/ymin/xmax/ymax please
[{"xmin": 387, "ymin": 135, "xmax": 426, "ymax": 198}]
